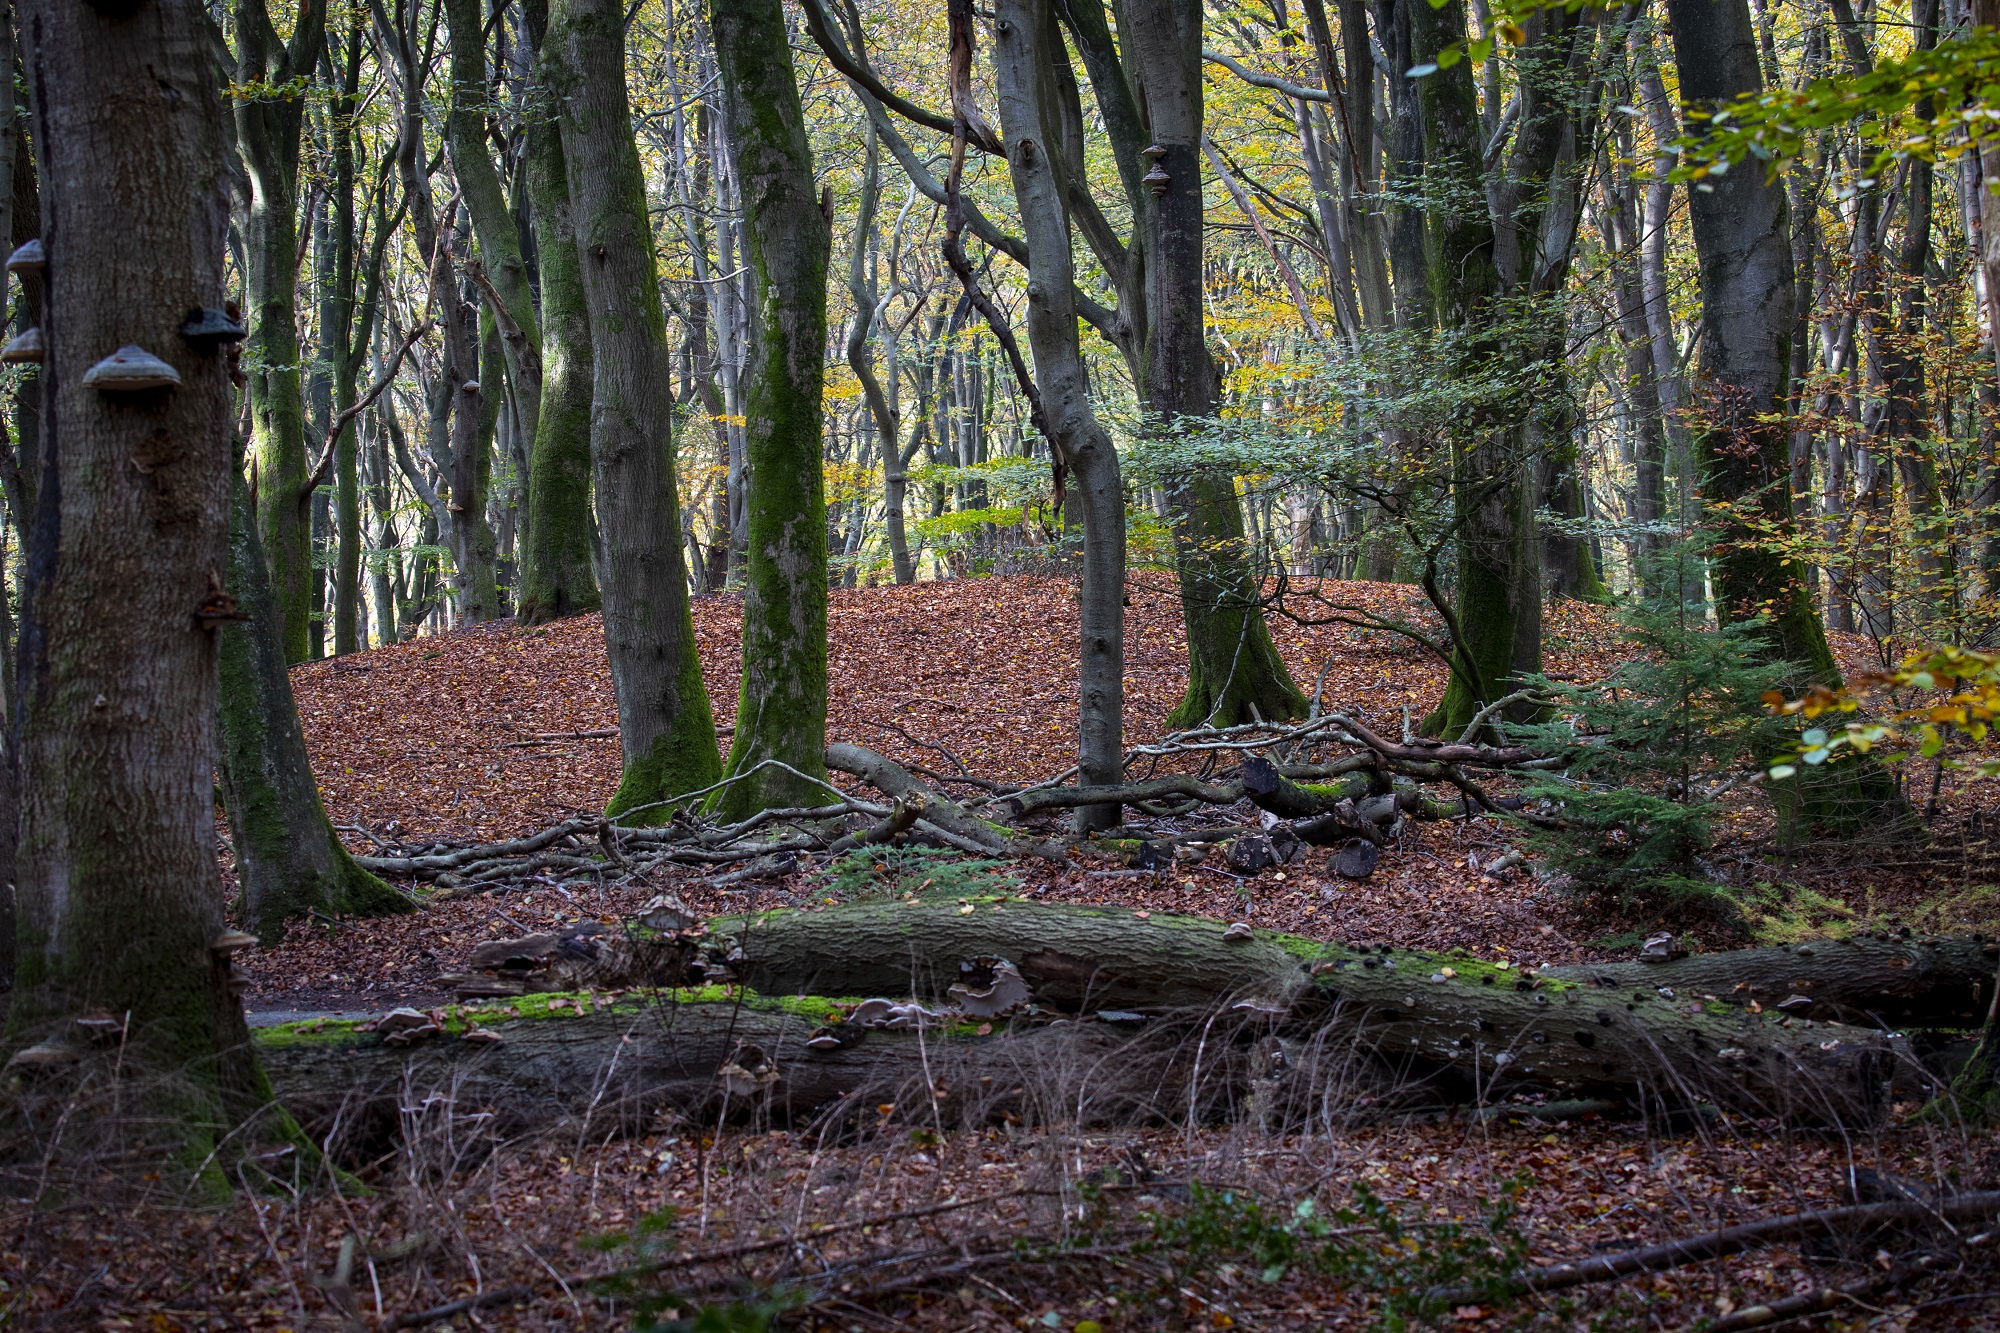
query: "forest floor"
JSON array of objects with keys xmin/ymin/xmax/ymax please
[{"xmin": 8, "ymin": 576, "xmax": 2000, "ymax": 1331}]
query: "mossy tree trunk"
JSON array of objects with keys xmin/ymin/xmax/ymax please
[
  {"xmin": 1123, "ymin": 0, "xmax": 1306, "ymax": 731},
  {"xmin": 1415, "ymin": 4, "xmax": 1592, "ymax": 738},
  {"xmin": 708, "ymin": 0, "xmax": 831, "ymax": 818},
  {"xmin": 235, "ymin": 0, "xmax": 326, "ymax": 665},
  {"xmin": 514, "ymin": 0, "xmax": 600, "ymax": 626},
  {"xmin": 547, "ymin": 0, "xmax": 720, "ymax": 817},
  {"xmin": 219, "ymin": 441, "xmax": 411, "ymax": 942},
  {"xmin": 990, "ymin": 0, "xmax": 1127, "ymax": 827},
  {"xmin": 6, "ymin": 0, "xmax": 283, "ymax": 1165}
]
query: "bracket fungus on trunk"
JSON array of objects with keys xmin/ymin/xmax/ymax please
[
  {"xmin": 1, "ymin": 327, "xmax": 43, "ymax": 364},
  {"xmin": 82, "ymin": 345, "xmax": 180, "ymax": 393}
]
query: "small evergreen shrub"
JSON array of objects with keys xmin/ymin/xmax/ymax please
[{"xmin": 1507, "ymin": 547, "xmax": 1796, "ymax": 915}]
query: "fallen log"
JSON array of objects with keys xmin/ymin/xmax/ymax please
[
  {"xmin": 709, "ymin": 899, "xmax": 1895, "ymax": 1120},
  {"xmin": 424, "ymin": 901, "xmax": 1959, "ymax": 1120},
  {"xmin": 1237, "ymin": 755, "xmax": 1375, "ymax": 819},
  {"xmin": 715, "ymin": 900, "xmax": 1997, "ymax": 1031},
  {"xmin": 255, "ymin": 992, "xmax": 1215, "ymax": 1151}
]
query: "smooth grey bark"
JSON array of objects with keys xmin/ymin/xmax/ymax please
[
  {"xmin": 6, "ymin": 0, "xmax": 279, "ymax": 1159},
  {"xmin": 845, "ymin": 124, "xmax": 915, "ymax": 585},
  {"xmin": 547, "ymin": 0, "xmax": 720, "ymax": 816},
  {"xmin": 442, "ymin": 0, "xmax": 542, "ymax": 442},
  {"xmin": 991, "ymin": 0, "xmax": 1126, "ymax": 829},
  {"xmin": 1121, "ymin": 0, "xmax": 1306, "ymax": 729}
]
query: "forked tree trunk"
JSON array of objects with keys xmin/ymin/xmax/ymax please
[
  {"xmin": 991, "ymin": 0, "xmax": 1126, "ymax": 826},
  {"xmin": 514, "ymin": 0, "xmax": 601, "ymax": 626},
  {"xmin": 709, "ymin": 0, "xmax": 832, "ymax": 818},
  {"xmin": 7, "ymin": 0, "xmax": 281, "ymax": 1169},
  {"xmin": 218, "ymin": 443, "xmax": 411, "ymax": 941},
  {"xmin": 546, "ymin": 0, "xmax": 720, "ymax": 817}
]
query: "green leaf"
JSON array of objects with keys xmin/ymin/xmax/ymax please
[{"xmin": 1768, "ymin": 764, "xmax": 1797, "ymax": 780}]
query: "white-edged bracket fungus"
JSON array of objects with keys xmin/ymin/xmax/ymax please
[
  {"xmin": 1221, "ymin": 921, "xmax": 1256, "ymax": 942},
  {"xmin": 210, "ymin": 930, "xmax": 258, "ymax": 959},
  {"xmin": 6, "ymin": 238, "xmax": 43, "ymax": 275},
  {"xmin": 83, "ymin": 345, "xmax": 180, "ymax": 393},
  {"xmin": 0, "ymin": 327, "xmax": 43, "ymax": 364},
  {"xmin": 462, "ymin": 1028, "xmax": 504, "ymax": 1046},
  {"xmin": 74, "ymin": 1011, "xmax": 125, "ymax": 1041},
  {"xmin": 6, "ymin": 1039, "xmax": 79, "ymax": 1070},
  {"xmin": 460, "ymin": 379, "xmax": 480, "ymax": 393}
]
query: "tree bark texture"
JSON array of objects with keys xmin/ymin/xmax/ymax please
[
  {"xmin": 710, "ymin": 0, "xmax": 832, "ymax": 819},
  {"xmin": 1665, "ymin": 0, "xmax": 1839, "ymax": 685},
  {"xmin": 8, "ymin": 0, "xmax": 277, "ymax": 1155},
  {"xmin": 442, "ymin": 0, "xmax": 542, "ymax": 449},
  {"xmin": 236, "ymin": 0, "xmax": 326, "ymax": 665},
  {"xmin": 218, "ymin": 448, "xmax": 410, "ymax": 942},
  {"xmin": 252, "ymin": 904, "xmax": 1988, "ymax": 1145},
  {"xmin": 992, "ymin": 0, "xmax": 1126, "ymax": 827},
  {"xmin": 547, "ymin": 0, "xmax": 720, "ymax": 817},
  {"xmin": 514, "ymin": 0, "xmax": 601, "ymax": 626}
]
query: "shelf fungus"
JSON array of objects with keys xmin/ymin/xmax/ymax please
[
  {"xmin": 210, "ymin": 930, "xmax": 259, "ymax": 959},
  {"xmin": 1221, "ymin": 921, "xmax": 1256, "ymax": 942},
  {"xmin": 5, "ymin": 1039, "xmax": 79, "ymax": 1072},
  {"xmin": 717, "ymin": 1044, "xmax": 779, "ymax": 1097},
  {"xmin": 74, "ymin": 1011, "xmax": 125, "ymax": 1044},
  {"xmin": 946, "ymin": 956, "xmax": 1031, "ymax": 1019},
  {"xmin": 6, "ymin": 238, "xmax": 43, "ymax": 274},
  {"xmin": 83, "ymin": 345, "xmax": 180, "ymax": 393},
  {"xmin": 1, "ymin": 327, "xmax": 43, "ymax": 364},
  {"xmin": 179, "ymin": 306, "xmax": 247, "ymax": 350}
]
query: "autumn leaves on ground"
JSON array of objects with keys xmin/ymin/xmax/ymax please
[
  {"xmin": 257, "ymin": 577, "xmax": 1636, "ymax": 1017},
  {"xmin": 15, "ymin": 578, "xmax": 1999, "ymax": 1332}
]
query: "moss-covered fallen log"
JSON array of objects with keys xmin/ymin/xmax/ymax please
[
  {"xmin": 254, "ymin": 990, "xmax": 1216, "ymax": 1151},
  {"xmin": 262, "ymin": 902, "xmax": 1995, "ymax": 1141},
  {"xmin": 718, "ymin": 899, "xmax": 1997, "ymax": 1030}
]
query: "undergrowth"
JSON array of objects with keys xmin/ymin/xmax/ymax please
[{"xmin": 817, "ymin": 844, "xmax": 1022, "ymax": 902}]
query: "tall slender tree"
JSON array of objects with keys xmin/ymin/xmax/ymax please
[
  {"xmin": 547, "ymin": 0, "xmax": 720, "ymax": 816},
  {"xmin": 516, "ymin": 0, "xmax": 601, "ymax": 624},
  {"xmin": 235, "ymin": 0, "xmax": 326, "ymax": 664},
  {"xmin": 709, "ymin": 0, "xmax": 832, "ymax": 818},
  {"xmin": 991, "ymin": 0, "xmax": 1127, "ymax": 826}
]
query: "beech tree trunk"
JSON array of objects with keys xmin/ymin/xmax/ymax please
[
  {"xmin": 547, "ymin": 0, "xmax": 720, "ymax": 817},
  {"xmin": 514, "ymin": 0, "xmax": 601, "ymax": 626},
  {"xmin": 236, "ymin": 0, "xmax": 326, "ymax": 665},
  {"xmin": 709, "ymin": 0, "xmax": 831, "ymax": 818},
  {"xmin": 1125, "ymin": 0, "xmax": 1306, "ymax": 731},
  {"xmin": 1664, "ymin": 0, "xmax": 1837, "ymax": 682},
  {"xmin": 218, "ymin": 443, "xmax": 410, "ymax": 941},
  {"xmin": 6, "ymin": 0, "xmax": 280, "ymax": 1168},
  {"xmin": 442, "ymin": 0, "xmax": 542, "ymax": 447},
  {"xmin": 991, "ymin": 0, "xmax": 1126, "ymax": 826}
]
